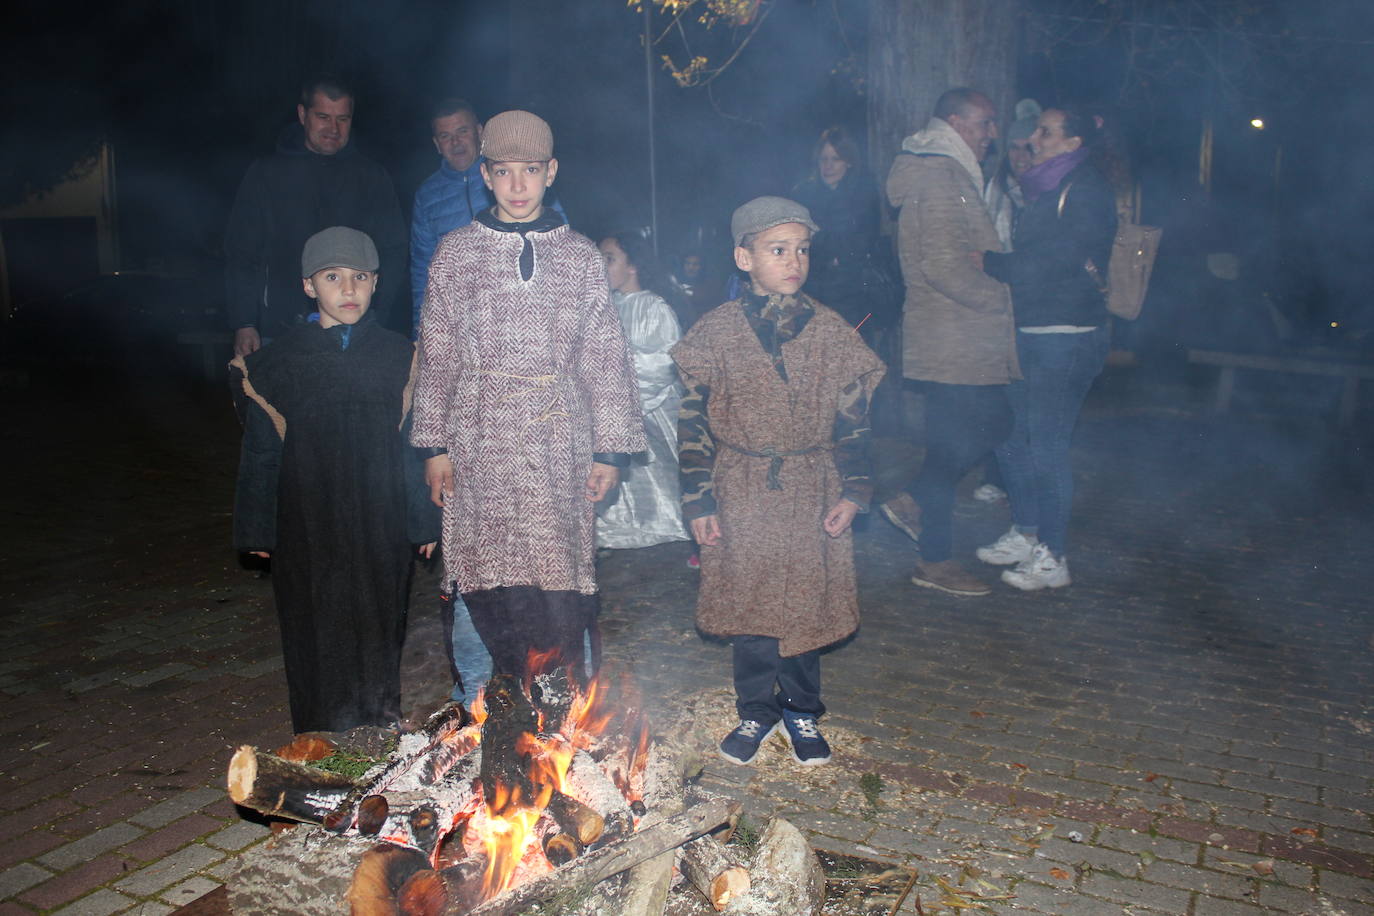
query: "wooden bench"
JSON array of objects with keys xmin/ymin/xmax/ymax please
[{"xmin": 1187, "ymin": 348, "xmax": 1374, "ymax": 428}]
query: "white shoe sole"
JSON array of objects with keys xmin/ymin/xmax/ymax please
[
  {"xmin": 1001, "ymin": 569, "xmax": 1071, "ymax": 591},
  {"xmin": 718, "ymin": 722, "xmax": 777, "ymax": 765},
  {"xmin": 780, "ymin": 724, "xmax": 832, "ymax": 766}
]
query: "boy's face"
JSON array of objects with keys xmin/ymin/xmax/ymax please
[
  {"xmin": 303, "ymin": 267, "xmax": 378, "ymax": 328},
  {"xmin": 481, "ymin": 159, "xmax": 558, "ymax": 223},
  {"xmin": 735, "ymin": 223, "xmax": 812, "ymax": 297}
]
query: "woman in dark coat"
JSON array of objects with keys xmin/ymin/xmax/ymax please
[
  {"xmin": 977, "ymin": 106, "xmax": 1118, "ymax": 591},
  {"xmin": 792, "ymin": 127, "xmax": 882, "ymax": 331}
]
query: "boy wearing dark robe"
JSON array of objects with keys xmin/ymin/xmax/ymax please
[
  {"xmin": 233, "ymin": 227, "xmax": 439, "ymax": 734},
  {"xmin": 672, "ymin": 197, "xmax": 885, "ymax": 766}
]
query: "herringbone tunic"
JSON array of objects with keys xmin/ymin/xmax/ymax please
[
  {"xmin": 410, "ymin": 220, "xmax": 646, "ymax": 595},
  {"xmin": 672, "ymin": 298, "xmax": 885, "ymax": 657}
]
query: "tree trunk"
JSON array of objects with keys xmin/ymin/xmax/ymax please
[{"xmin": 867, "ymin": 0, "xmax": 1020, "ymax": 177}]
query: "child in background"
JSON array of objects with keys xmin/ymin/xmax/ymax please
[
  {"xmin": 672, "ymin": 197, "xmax": 884, "ymax": 766},
  {"xmin": 233, "ymin": 227, "xmax": 438, "ymax": 734},
  {"xmin": 595, "ymin": 231, "xmax": 689, "ymax": 550}
]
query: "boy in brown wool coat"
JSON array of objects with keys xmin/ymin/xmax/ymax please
[{"xmin": 672, "ymin": 197, "xmax": 885, "ymax": 766}]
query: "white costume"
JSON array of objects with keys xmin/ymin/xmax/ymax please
[{"xmin": 597, "ymin": 290, "xmax": 690, "ymax": 548}]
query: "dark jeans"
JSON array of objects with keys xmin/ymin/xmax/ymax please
[
  {"xmin": 906, "ymin": 382, "xmax": 1011, "ymax": 562},
  {"xmin": 463, "ymin": 586, "xmax": 598, "ymax": 684},
  {"xmin": 732, "ymin": 636, "xmax": 824, "ymax": 725},
  {"xmin": 995, "ymin": 328, "xmax": 1108, "ymax": 556}
]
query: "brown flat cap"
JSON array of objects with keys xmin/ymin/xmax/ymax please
[{"xmin": 481, "ymin": 110, "xmax": 553, "ymax": 162}]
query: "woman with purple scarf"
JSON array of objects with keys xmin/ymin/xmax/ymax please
[{"xmin": 976, "ymin": 106, "xmax": 1119, "ymax": 590}]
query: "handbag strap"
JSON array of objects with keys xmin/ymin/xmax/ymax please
[{"xmin": 1056, "ymin": 181, "xmax": 1073, "ymax": 218}]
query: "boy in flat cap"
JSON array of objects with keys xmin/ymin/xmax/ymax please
[
  {"xmin": 410, "ymin": 111, "xmax": 645, "ymax": 683},
  {"xmin": 232, "ymin": 227, "xmax": 438, "ymax": 734},
  {"xmin": 672, "ymin": 197, "xmax": 884, "ymax": 766}
]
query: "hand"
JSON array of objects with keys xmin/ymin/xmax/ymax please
[
  {"xmin": 585, "ymin": 462, "xmax": 620, "ymax": 502},
  {"xmin": 234, "ymin": 327, "xmax": 262, "ymax": 357},
  {"xmin": 418, "ymin": 542, "xmax": 437, "ymax": 559},
  {"xmin": 822, "ymin": 499, "xmax": 861, "ymax": 538},
  {"xmin": 249, "ymin": 550, "xmax": 271, "ymax": 559},
  {"xmin": 690, "ymin": 514, "xmax": 722, "ymax": 547},
  {"xmin": 425, "ymin": 454, "xmax": 455, "ymax": 508}
]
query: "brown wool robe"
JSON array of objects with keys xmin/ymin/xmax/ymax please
[{"xmin": 672, "ymin": 299, "xmax": 885, "ymax": 657}]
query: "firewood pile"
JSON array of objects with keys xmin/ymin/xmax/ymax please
[{"xmin": 225, "ymin": 666, "xmax": 827, "ymax": 915}]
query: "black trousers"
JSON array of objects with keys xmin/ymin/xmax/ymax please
[
  {"xmin": 732, "ymin": 635, "xmax": 824, "ymax": 725},
  {"xmin": 907, "ymin": 381, "xmax": 1011, "ymax": 562},
  {"xmin": 463, "ymin": 586, "xmax": 598, "ymax": 683}
]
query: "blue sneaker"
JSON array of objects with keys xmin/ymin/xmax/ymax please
[
  {"xmin": 780, "ymin": 711, "xmax": 832, "ymax": 766},
  {"xmin": 719, "ymin": 719, "xmax": 778, "ymax": 765}
]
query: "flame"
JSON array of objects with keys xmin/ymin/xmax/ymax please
[{"xmin": 475, "ymin": 788, "xmax": 544, "ymax": 898}]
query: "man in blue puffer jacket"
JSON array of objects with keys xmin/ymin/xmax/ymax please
[{"xmin": 410, "ymin": 98, "xmax": 565, "ymax": 337}]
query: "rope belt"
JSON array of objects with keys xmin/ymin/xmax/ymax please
[
  {"xmin": 717, "ymin": 439, "xmax": 829, "ymax": 490},
  {"xmin": 472, "ymin": 370, "xmax": 567, "ymax": 425}
]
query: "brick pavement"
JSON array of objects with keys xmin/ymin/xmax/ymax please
[{"xmin": 1, "ymin": 369, "xmax": 1371, "ymax": 914}]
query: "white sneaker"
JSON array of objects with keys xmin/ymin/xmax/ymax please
[
  {"xmin": 1001, "ymin": 543, "xmax": 1071, "ymax": 591},
  {"xmin": 972, "ymin": 483, "xmax": 1007, "ymax": 503},
  {"xmin": 976, "ymin": 527, "xmax": 1037, "ymax": 566}
]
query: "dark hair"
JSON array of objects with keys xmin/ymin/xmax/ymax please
[
  {"xmin": 933, "ymin": 88, "xmax": 988, "ymax": 122},
  {"xmin": 300, "ymin": 74, "xmax": 352, "ymax": 108},
  {"xmin": 1058, "ymin": 103, "xmax": 1130, "ymax": 192},
  {"xmin": 431, "ymin": 97, "xmax": 478, "ymax": 127},
  {"xmin": 813, "ymin": 126, "xmax": 861, "ymax": 172},
  {"xmin": 607, "ymin": 230, "xmax": 669, "ymax": 298}
]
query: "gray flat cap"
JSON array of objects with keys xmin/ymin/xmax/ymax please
[
  {"xmin": 731, "ymin": 196, "xmax": 820, "ymax": 248},
  {"xmin": 301, "ymin": 226, "xmax": 380, "ymax": 277}
]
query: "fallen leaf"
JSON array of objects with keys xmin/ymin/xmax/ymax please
[
  {"xmin": 1252, "ymin": 859, "xmax": 1275, "ymax": 876},
  {"xmin": 1049, "ymin": 867, "xmax": 1071, "ymax": 880},
  {"xmin": 1139, "ymin": 850, "xmax": 1156, "ymax": 865},
  {"xmin": 1143, "ymin": 772, "xmax": 1159, "ymax": 782},
  {"xmin": 1290, "ymin": 827, "xmax": 1318, "ymax": 839},
  {"xmin": 970, "ymin": 710, "xmax": 987, "ymax": 718},
  {"xmin": 1010, "ymin": 762, "xmax": 1028, "ymax": 770}
]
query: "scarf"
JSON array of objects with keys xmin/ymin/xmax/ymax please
[
  {"xmin": 900, "ymin": 117, "xmax": 984, "ymax": 191},
  {"xmin": 1019, "ymin": 147, "xmax": 1089, "ymax": 202},
  {"xmin": 475, "ymin": 207, "xmax": 567, "ymax": 281}
]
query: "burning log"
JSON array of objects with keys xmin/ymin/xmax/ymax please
[
  {"xmin": 346, "ymin": 843, "xmax": 432, "ymax": 916},
  {"xmin": 357, "ymin": 795, "xmax": 390, "ymax": 836},
  {"xmin": 529, "ymin": 666, "xmax": 576, "ymax": 735},
  {"xmin": 395, "ymin": 869, "xmax": 447, "ymax": 916},
  {"xmin": 324, "ymin": 702, "xmax": 470, "ymax": 833},
  {"xmin": 542, "ymin": 832, "xmax": 583, "ymax": 866},
  {"xmin": 681, "ymin": 836, "xmax": 750, "ymax": 911},
  {"xmin": 617, "ymin": 746, "xmax": 686, "ymax": 915},
  {"xmin": 226, "ymin": 745, "xmax": 356, "ymax": 823},
  {"xmin": 433, "ymin": 854, "xmax": 491, "ymax": 914},
  {"xmin": 545, "ymin": 790, "xmax": 604, "ymax": 845},
  {"xmin": 478, "ymin": 675, "xmax": 540, "ymax": 816},
  {"xmin": 457, "ymin": 797, "xmax": 739, "ymax": 916}
]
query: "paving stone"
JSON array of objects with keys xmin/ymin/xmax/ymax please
[
  {"xmin": 113, "ymin": 844, "xmax": 224, "ymax": 897},
  {"xmin": 159, "ymin": 876, "xmax": 221, "ymax": 908},
  {"xmin": 47, "ymin": 889, "xmax": 138, "ymax": 916},
  {"xmin": 38, "ymin": 823, "xmax": 146, "ymax": 870},
  {"xmin": 17, "ymin": 854, "xmax": 134, "ymax": 911},
  {"xmin": 1078, "ymin": 868, "xmax": 1193, "ymax": 912},
  {"xmin": 1141, "ymin": 859, "xmax": 1255, "ymax": 898},
  {"xmin": 1190, "ymin": 895, "xmax": 1268, "ymax": 914},
  {"xmin": 126, "ymin": 788, "xmax": 225, "ymax": 830},
  {"xmin": 203, "ymin": 819, "xmax": 271, "ymax": 852},
  {"xmin": 0, "ymin": 862, "xmax": 54, "ymax": 900}
]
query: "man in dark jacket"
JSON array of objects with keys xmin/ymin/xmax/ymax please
[{"xmin": 226, "ymin": 74, "xmax": 406, "ymax": 356}]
